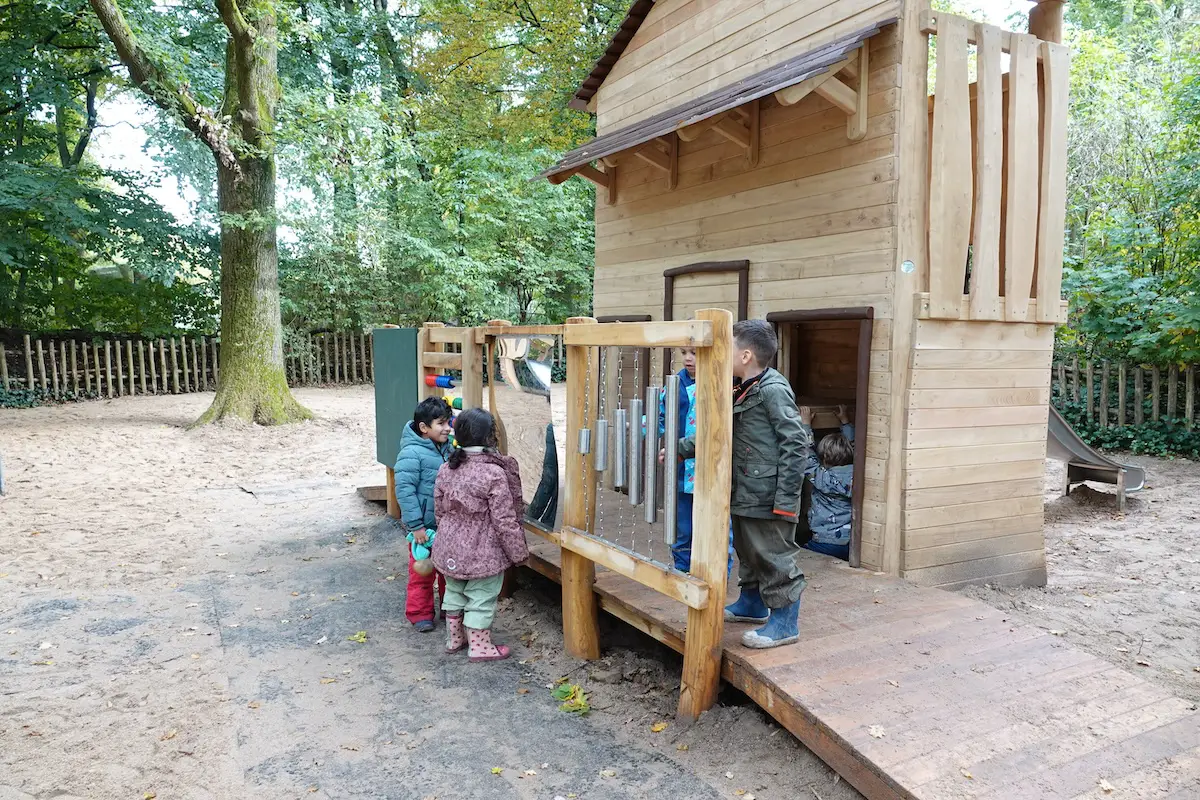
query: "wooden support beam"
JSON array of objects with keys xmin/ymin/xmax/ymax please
[
  {"xmin": 675, "ymin": 111, "xmax": 729, "ymax": 142},
  {"xmin": 1035, "ymin": 41, "xmax": 1071, "ymax": 323},
  {"xmin": 459, "ymin": 327, "xmax": 484, "ymax": 410},
  {"xmin": 746, "ymin": 99, "xmax": 760, "ymax": 167},
  {"xmin": 560, "ymin": 527, "xmax": 710, "ymax": 609},
  {"xmin": 561, "ymin": 316, "xmax": 601, "ymax": 661},
  {"xmin": 677, "ymin": 308, "xmax": 733, "ymax": 721},
  {"xmin": 713, "ymin": 115, "xmax": 751, "ymax": 149},
  {"xmin": 420, "ymin": 351, "xmax": 462, "ymax": 370},
  {"xmin": 773, "ymin": 57, "xmax": 853, "ymax": 106},
  {"xmin": 633, "ymin": 141, "xmax": 671, "ymax": 172},
  {"xmin": 665, "ymin": 132, "xmax": 679, "ymax": 190},
  {"xmin": 562, "ymin": 320, "xmax": 712, "ymax": 348},
  {"xmin": 847, "ymin": 44, "xmax": 869, "ymax": 141},
  {"xmin": 815, "ymin": 75, "xmax": 859, "ymax": 115},
  {"xmin": 385, "ymin": 467, "xmax": 400, "ymax": 519},
  {"xmin": 576, "ymin": 163, "xmax": 610, "ymax": 189},
  {"xmin": 546, "ymin": 168, "xmax": 577, "ymax": 185}
]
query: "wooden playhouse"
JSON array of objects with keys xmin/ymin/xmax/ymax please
[{"xmin": 543, "ymin": 0, "xmax": 1072, "ymax": 589}]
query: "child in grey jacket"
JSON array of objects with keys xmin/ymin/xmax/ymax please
[{"xmin": 798, "ymin": 405, "xmax": 855, "ymax": 561}]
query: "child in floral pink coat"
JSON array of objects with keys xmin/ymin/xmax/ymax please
[{"xmin": 432, "ymin": 408, "xmax": 528, "ymax": 662}]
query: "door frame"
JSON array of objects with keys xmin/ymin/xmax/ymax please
[
  {"xmin": 662, "ymin": 260, "xmax": 749, "ymax": 381},
  {"xmin": 765, "ymin": 307, "xmax": 874, "ymax": 569}
]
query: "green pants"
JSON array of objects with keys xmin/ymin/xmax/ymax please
[
  {"xmin": 732, "ymin": 515, "xmax": 807, "ymax": 608},
  {"xmin": 442, "ymin": 573, "xmax": 505, "ymax": 630}
]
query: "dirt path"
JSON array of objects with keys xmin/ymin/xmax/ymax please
[{"xmin": 0, "ymin": 388, "xmax": 855, "ymax": 800}]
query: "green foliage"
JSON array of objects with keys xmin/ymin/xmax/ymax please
[{"xmin": 1056, "ymin": 399, "xmax": 1200, "ymax": 459}]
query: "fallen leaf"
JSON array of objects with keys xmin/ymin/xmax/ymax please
[
  {"xmin": 307, "ymin": 788, "xmax": 318, "ymax": 794},
  {"xmin": 600, "ymin": 769, "xmax": 617, "ymax": 778},
  {"xmin": 347, "ymin": 631, "xmax": 368, "ymax": 643},
  {"xmin": 160, "ymin": 730, "xmax": 177, "ymax": 741},
  {"xmin": 735, "ymin": 791, "xmax": 746, "ymax": 797},
  {"xmin": 385, "ymin": 575, "xmax": 396, "ymax": 581},
  {"xmin": 650, "ymin": 721, "xmax": 668, "ymax": 733},
  {"xmin": 523, "ymin": 770, "xmax": 537, "ymax": 776},
  {"xmin": 491, "ymin": 767, "xmax": 503, "ymax": 775},
  {"xmin": 320, "ymin": 678, "xmax": 337, "ymax": 685},
  {"xmin": 516, "ymin": 688, "xmax": 530, "ymax": 695},
  {"xmin": 1099, "ymin": 778, "xmax": 1114, "ymax": 793},
  {"xmin": 191, "ymin": 654, "xmax": 200, "ymax": 660},
  {"xmin": 960, "ymin": 769, "xmax": 973, "ymax": 780},
  {"xmin": 346, "ymin": 537, "xmax": 356, "ymax": 544},
  {"xmin": 676, "ymin": 743, "xmax": 689, "ymax": 751},
  {"xmin": 868, "ymin": 725, "xmax": 886, "ymax": 738},
  {"xmin": 32, "ymin": 660, "xmax": 53, "ymax": 666},
  {"xmin": 144, "ymin": 794, "xmax": 156, "ymax": 799},
  {"xmin": 415, "ymin": 676, "xmax": 426, "ymax": 682},
  {"xmin": 291, "ymin": 592, "xmax": 300, "ymax": 597},
  {"xmin": 248, "ymin": 701, "xmax": 261, "ymax": 709}
]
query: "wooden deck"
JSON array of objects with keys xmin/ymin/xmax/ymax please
[{"xmin": 524, "ymin": 539, "xmax": 1200, "ymax": 800}]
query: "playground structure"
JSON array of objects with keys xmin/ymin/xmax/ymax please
[{"xmin": 537, "ymin": 0, "xmax": 1079, "ymax": 590}]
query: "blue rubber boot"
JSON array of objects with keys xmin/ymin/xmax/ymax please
[
  {"xmin": 724, "ymin": 586, "xmax": 769, "ymax": 623},
  {"xmin": 741, "ymin": 587, "xmax": 805, "ymax": 649}
]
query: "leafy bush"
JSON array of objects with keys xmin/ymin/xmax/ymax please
[
  {"xmin": 0, "ymin": 387, "xmax": 45, "ymax": 408},
  {"xmin": 1057, "ymin": 399, "xmax": 1200, "ymax": 459}
]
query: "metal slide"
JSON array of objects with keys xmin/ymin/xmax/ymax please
[{"xmin": 1047, "ymin": 406, "xmax": 1145, "ymax": 508}]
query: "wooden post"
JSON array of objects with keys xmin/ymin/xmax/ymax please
[
  {"xmin": 1187, "ymin": 366, "xmax": 1196, "ymax": 430},
  {"xmin": 561, "ymin": 316, "xmax": 601, "ymax": 661},
  {"xmin": 1134, "ymin": 367, "xmax": 1144, "ymax": 425},
  {"xmin": 24, "ymin": 335, "xmax": 34, "ymax": 389},
  {"xmin": 48, "ymin": 340, "xmax": 60, "ymax": 395},
  {"xmin": 211, "ymin": 338, "xmax": 220, "ymax": 386},
  {"xmin": 344, "ymin": 332, "xmax": 352, "ymax": 382},
  {"xmin": 113, "ymin": 339, "xmax": 124, "ymax": 397},
  {"xmin": 136, "ymin": 341, "xmax": 146, "ymax": 394},
  {"xmin": 360, "ymin": 333, "xmax": 368, "ymax": 382},
  {"xmin": 147, "ymin": 341, "xmax": 158, "ymax": 393},
  {"xmin": 191, "ymin": 338, "xmax": 200, "ymax": 389},
  {"xmin": 93, "ymin": 342, "xmax": 101, "ymax": 394},
  {"xmin": 126, "ymin": 340, "xmax": 136, "ymax": 395},
  {"xmin": 1167, "ymin": 364, "xmax": 1178, "ymax": 419},
  {"xmin": 70, "ymin": 340, "xmax": 79, "ymax": 394},
  {"xmin": 0, "ymin": 344, "xmax": 8, "ymax": 391},
  {"xmin": 385, "ymin": 466, "xmax": 400, "ymax": 519},
  {"xmin": 459, "ymin": 328, "xmax": 483, "ymax": 409},
  {"xmin": 35, "ymin": 339, "xmax": 48, "ymax": 392},
  {"xmin": 1028, "ymin": 0, "xmax": 1065, "ymax": 43},
  {"xmin": 1085, "ymin": 361, "xmax": 1094, "ymax": 423},
  {"xmin": 104, "ymin": 340, "xmax": 113, "ymax": 397},
  {"xmin": 1099, "ymin": 360, "xmax": 1109, "ymax": 429},
  {"xmin": 334, "ymin": 332, "xmax": 342, "ymax": 383},
  {"xmin": 199, "ymin": 337, "xmax": 207, "ymax": 390},
  {"xmin": 1152, "ymin": 367, "xmax": 1161, "ymax": 421},
  {"xmin": 59, "ymin": 341, "xmax": 69, "ymax": 394},
  {"xmin": 322, "ymin": 334, "xmax": 330, "ymax": 383},
  {"xmin": 158, "ymin": 340, "xmax": 169, "ymax": 393},
  {"xmin": 678, "ymin": 308, "xmax": 733, "ymax": 721},
  {"xmin": 1056, "ymin": 362, "xmax": 1065, "ymax": 400},
  {"xmin": 179, "ymin": 336, "xmax": 190, "ymax": 392},
  {"xmin": 169, "ymin": 338, "xmax": 180, "ymax": 393},
  {"xmin": 1070, "ymin": 356, "xmax": 1079, "ymax": 403},
  {"xmin": 1117, "ymin": 363, "xmax": 1126, "ymax": 427}
]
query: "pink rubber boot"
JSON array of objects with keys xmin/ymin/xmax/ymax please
[
  {"xmin": 467, "ymin": 627, "xmax": 510, "ymax": 662},
  {"xmin": 445, "ymin": 612, "xmax": 466, "ymax": 654}
]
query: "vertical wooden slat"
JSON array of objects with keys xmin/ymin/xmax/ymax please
[
  {"xmin": 1151, "ymin": 367, "xmax": 1161, "ymax": 421},
  {"xmin": 159, "ymin": 339, "xmax": 169, "ymax": 393},
  {"xmin": 969, "ymin": 23, "xmax": 1004, "ymax": 321},
  {"xmin": 24, "ymin": 335, "xmax": 35, "ymax": 389},
  {"xmin": 80, "ymin": 343, "xmax": 90, "ymax": 394},
  {"xmin": 1085, "ymin": 360, "xmax": 1094, "ymax": 423},
  {"xmin": 678, "ymin": 308, "xmax": 733, "ymax": 720},
  {"xmin": 561, "ymin": 316, "xmax": 601, "ymax": 661},
  {"xmin": 126, "ymin": 340, "xmax": 136, "ymax": 396},
  {"xmin": 1187, "ymin": 366, "xmax": 1196, "ymax": 430},
  {"xmin": 70, "ymin": 340, "xmax": 79, "ymax": 394},
  {"xmin": 113, "ymin": 339, "xmax": 124, "ymax": 397},
  {"xmin": 104, "ymin": 341, "xmax": 113, "ymax": 398},
  {"xmin": 1035, "ymin": 42, "xmax": 1071, "ymax": 322},
  {"xmin": 360, "ymin": 333, "xmax": 368, "ymax": 382},
  {"xmin": 459, "ymin": 329, "xmax": 483, "ymax": 409},
  {"xmin": 148, "ymin": 340, "xmax": 158, "ymax": 393},
  {"xmin": 169, "ymin": 338, "xmax": 180, "ymax": 394},
  {"xmin": 1004, "ymin": 34, "xmax": 1041, "ymax": 321},
  {"xmin": 1099, "ymin": 360, "xmax": 1109, "ymax": 429},
  {"xmin": 349, "ymin": 332, "xmax": 358, "ymax": 383},
  {"xmin": 59, "ymin": 342, "xmax": 69, "ymax": 394},
  {"xmin": 191, "ymin": 338, "xmax": 200, "ymax": 390},
  {"xmin": 179, "ymin": 336, "xmax": 190, "ymax": 392},
  {"xmin": 1056, "ymin": 362, "xmax": 1066, "ymax": 400},
  {"xmin": 927, "ymin": 14, "xmax": 973, "ymax": 319},
  {"xmin": 48, "ymin": 341, "xmax": 60, "ymax": 395},
  {"xmin": 211, "ymin": 338, "xmax": 219, "ymax": 386},
  {"xmin": 332, "ymin": 333, "xmax": 340, "ymax": 383},
  {"xmin": 1134, "ymin": 366, "xmax": 1144, "ymax": 425},
  {"xmin": 1070, "ymin": 355, "xmax": 1079, "ymax": 403},
  {"xmin": 1167, "ymin": 364, "xmax": 1178, "ymax": 418},
  {"xmin": 93, "ymin": 342, "xmax": 101, "ymax": 394},
  {"xmin": 344, "ymin": 332, "xmax": 351, "ymax": 382},
  {"xmin": 1117, "ymin": 362, "xmax": 1126, "ymax": 427},
  {"xmin": 322, "ymin": 334, "xmax": 331, "ymax": 383},
  {"xmin": 0, "ymin": 344, "xmax": 8, "ymax": 391},
  {"xmin": 200, "ymin": 337, "xmax": 209, "ymax": 390},
  {"xmin": 137, "ymin": 341, "xmax": 147, "ymax": 394}
]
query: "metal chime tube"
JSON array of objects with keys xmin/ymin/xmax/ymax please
[
  {"xmin": 613, "ymin": 409, "xmax": 628, "ymax": 488},
  {"xmin": 578, "ymin": 427, "xmax": 591, "ymax": 455},
  {"xmin": 662, "ymin": 375, "xmax": 679, "ymax": 545},
  {"xmin": 644, "ymin": 386, "xmax": 661, "ymax": 523},
  {"xmin": 628, "ymin": 398, "xmax": 644, "ymax": 506},
  {"xmin": 593, "ymin": 418, "xmax": 609, "ymax": 472}
]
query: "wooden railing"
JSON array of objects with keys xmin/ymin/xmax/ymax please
[
  {"xmin": 1053, "ymin": 359, "xmax": 1199, "ymax": 429},
  {"xmin": 920, "ymin": 11, "xmax": 1071, "ymax": 324}
]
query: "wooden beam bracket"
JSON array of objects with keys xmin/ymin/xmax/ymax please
[{"xmin": 773, "ymin": 56, "xmax": 853, "ymax": 107}]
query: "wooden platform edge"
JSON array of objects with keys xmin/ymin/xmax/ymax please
[
  {"xmin": 356, "ymin": 484, "xmax": 388, "ymax": 503},
  {"xmin": 520, "ymin": 549, "xmax": 914, "ymax": 800}
]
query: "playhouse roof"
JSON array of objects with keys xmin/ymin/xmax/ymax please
[
  {"xmin": 543, "ymin": 19, "xmax": 890, "ymax": 181},
  {"xmin": 569, "ymin": 0, "xmax": 656, "ymax": 111}
]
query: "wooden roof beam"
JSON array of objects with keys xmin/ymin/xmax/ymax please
[
  {"xmin": 773, "ymin": 56, "xmax": 854, "ymax": 107},
  {"xmin": 632, "ymin": 139, "xmax": 671, "ymax": 171},
  {"xmin": 815, "ymin": 76, "xmax": 859, "ymax": 115},
  {"xmin": 847, "ymin": 43, "xmax": 869, "ymax": 141},
  {"xmin": 713, "ymin": 116, "xmax": 751, "ymax": 149}
]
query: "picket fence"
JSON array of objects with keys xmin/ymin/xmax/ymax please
[
  {"xmin": 1053, "ymin": 358, "xmax": 1198, "ymax": 430},
  {"xmin": 0, "ymin": 331, "xmax": 373, "ymax": 399}
]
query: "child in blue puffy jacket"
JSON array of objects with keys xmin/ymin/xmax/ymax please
[
  {"xmin": 798, "ymin": 405, "xmax": 855, "ymax": 561},
  {"xmin": 394, "ymin": 397, "xmax": 454, "ymax": 631}
]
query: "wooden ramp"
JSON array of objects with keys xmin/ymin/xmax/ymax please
[{"xmin": 525, "ymin": 540, "xmax": 1200, "ymax": 800}]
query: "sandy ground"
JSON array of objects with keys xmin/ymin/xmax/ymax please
[
  {"xmin": 968, "ymin": 456, "xmax": 1200, "ymax": 704},
  {"xmin": 0, "ymin": 387, "xmax": 858, "ymax": 800}
]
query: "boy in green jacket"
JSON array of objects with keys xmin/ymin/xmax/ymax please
[{"xmin": 680, "ymin": 319, "xmax": 810, "ymax": 648}]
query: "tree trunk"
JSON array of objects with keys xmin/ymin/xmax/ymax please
[{"xmin": 194, "ymin": 155, "xmax": 310, "ymax": 425}]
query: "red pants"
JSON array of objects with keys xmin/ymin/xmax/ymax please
[{"xmin": 406, "ymin": 551, "xmax": 445, "ymax": 624}]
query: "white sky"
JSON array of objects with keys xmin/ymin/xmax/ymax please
[{"xmin": 90, "ymin": 0, "xmax": 1031, "ymax": 223}]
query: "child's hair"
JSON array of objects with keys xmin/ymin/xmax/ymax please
[
  {"xmin": 732, "ymin": 319, "xmax": 778, "ymax": 366},
  {"xmin": 447, "ymin": 408, "xmax": 499, "ymax": 469},
  {"xmin": 412, "ymin": 397, "xmax": 453, "ymax": 434},
  {"xmin": 817, "ymin": 433, "xmax": 854, "ymax": 468}
]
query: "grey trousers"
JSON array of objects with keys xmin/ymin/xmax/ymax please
[{"xmin": 732, "ymin": 515, "xmax": 807, "ymax": 608}]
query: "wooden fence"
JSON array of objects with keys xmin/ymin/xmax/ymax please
[
  {"xmin": 0, "ymin": 331, "xmax": 373, "ymax": 399},
  {"xmin": 1053, "ymin": 358, "xmax": 1198, "ymax": 430}
]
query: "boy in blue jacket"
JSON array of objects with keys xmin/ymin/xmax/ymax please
[
  {"xmin": 394, "ymin": 397, "xmax": 454, "ymax": 631},
  {"xmin": 799, "ymin": 405, "xmax": 855, "ymax": 561}
]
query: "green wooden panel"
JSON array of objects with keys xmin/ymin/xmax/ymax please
[{"xmin": 372, "ymin": 327, "xmax": 419, "ymax": 466}]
